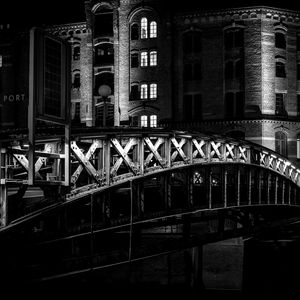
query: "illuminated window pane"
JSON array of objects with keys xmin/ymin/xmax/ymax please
[
  {"xmin": 150, "ymin": 83, "xmax": 157, "ymax": 99},
  {"xmin": 150, "ymin": 51, "xmax": 157, "ymax": 66},
  {"xmin": 150, "ymin": 21, "xmax": 157, "ymax": 38},
  {"xmin": 141, "ymin": 84, "xmax": 148, "ymax": 99},
  {"xmin": 141, "ymin": 18, "xmax": 148, "ymax": 39},
  {"xmin": 141, "ymin": 52, "xmax": 148, "ymax": 67},
  {"xmin": 150, "ymin": 115, "xmax": 157, "ymax": 127},
  {"xmin": 141, "ymin": 115, "xmax": 147, "ymax": 127}
]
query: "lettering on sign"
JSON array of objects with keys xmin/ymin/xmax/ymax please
[{"xmin": 2, "ymin": 94, "xmax": 26, "ymax": 102}]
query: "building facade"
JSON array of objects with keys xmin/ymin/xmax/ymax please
[{"xmin": 2, "ymin": 1, "xmax": 300, "ymax": 166}]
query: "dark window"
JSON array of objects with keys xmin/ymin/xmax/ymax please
[
  {"xmin": 275, "ymin": 32, "xmax": 286, "ymax": 49},
  {"xmin": 275, "ymin": 131, "xmax": 287, "ymax": 156},
  {"xmin": 184, "ymin": 94, "xmax": 193, "ymax": 120},
  {"xmin": 95, "ymin": 43, "xmax": 114, "ymax": 65},
  {"xmin": 194, "ymin": 94, "xmax": 202, "ymax": 120},
  {"xmin": 131, "ymin": 53, "xmax": 139, "ymax": 68},
  {"xmin": 183, "ymin": 64, "xmax": 193, "ymax": 81},
  {"xmin": 73, "ymin": 102, "xmax": 80, "ymax": 123},
  {"xmin": 130, "ymin": 115, "xmax": 139, "ymax": 126},
  {"xmin": 235, "ymin": 59, "xmax": 244, "ymax": 78},
  {"xmin": 130, "ymin": 84, "xmax": 139, "ymax": 100},
  {"xmin": 183, "ymin": 31, "xmax": 201, "ymax": 54},
  {"xmin": 73, "ymin": 46, "xmax": 80, "ymax": 60},
  {"xmin": 73, "ymin": 73, "xmax": 80, "ymax": 88},
  {"xmin": 224, "ymin": 29, "xmax": 244, "ymax": 49},
  {"xmin": 225, "ymin": 61, "xmax": 234, "ymax": 79},
  {"xmin": 236, "ymin": 91, "xmax": 244, "ymax": 118},
  {"xmin": 276, "ymin": 61, "xmax": 286, "ymax": 78},
  {"xmin": 194, "ymin": 63, "xmax": 201, "ymax": 80},
  {"xmin": 225, "ymin": 92, "xmax": 234, "ymax": 118},
  {"xmin": 131, "ymin": 24, "xmax": 139, "ymax": 40},
  {"xmin": 94, "ymin": 11, "xmax": 113, "ymax": 37},
  {"xmin": 275, "ymin": 93, "xmax": 286, "ymax": 116}
]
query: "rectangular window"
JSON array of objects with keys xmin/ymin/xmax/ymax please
[
  {"xmin": 275, "ymin": 93, "xmax": 286, "ymax": 116},
  {"xmin": 141, "ymin": 115, "xmax": 147, "ymax": 127},
  {"xmin": 141, "ymin": 52, "xmax": 148, "ymax": 67},
  {"xmin": 130, "ymin": 85, "xmax": 139, "ymax": 100},
  {"xmin": 150, "ymin": 83, "xmax": 157, "ymax": 99},
  {"xmin": 150, "ymin": 115, "xmax": 157, "ymax": 127},
  {"xmin": 131, "ymin": 53, "xmax": 139, "ymax": 68},
  {"xmin": 184, "ymin": 95, "xmax": 193, "ymax": 121},
  {"xmin": 141, "ymin": 84, "xmax": 148, "ymax": 99}
]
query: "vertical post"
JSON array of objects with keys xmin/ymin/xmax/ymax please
[
  {"xmin": 164, "ymin": 173, "xmax": 171, "ymax": 209},
  {"xmin": 258, "ymin": 170, "xmax": 262, "ymax": 205},
  {"xmin": 223, "ymin": 166, "xmax": 227, "ymax": 208},
  {"xmin": 275, "ymin": 176, "xmax": 278, "ymax": 205},
  {"xmin": 105, "ymin": 139, "xmax": 111, "ymax": 185},
  {"xmin": 28, "ymin": 28, "xmax": 36, "ymax": 185},
  {"xmin": 188, "ymin": 169, "xmax": 193, "ymax": 207},
  {"xmin": 208, "ymin": 167, "xmax": 212, "ymax": 209},
  {"xmin": 267, "ymin": 173, "xmax": 271, "ymax": 205},
  {"xmin": 287, "ymin": 182, "xmax": 291, "ymax": 205},
  {"xmin": 64, "ymin": 124, "xmax": 70, "ymax": 186},
  {"xmin": 164, "ymin": 137, "xmax": 171, "ymax": 168},
  {"xmin": 129, "ymin": 180, "xmax": 134, "ymax": 261},
  {"xmin": 237, "ymin": 166, "xmax": 240, "ymax": 206},
  {"xmin": 248, "ymin": 168, "xmax": 252, "ymax": 205},
  {"xmin": 138, "ymin": 137, "xmax": 144, "ymax": 175},
  {"xmin": 103, "ymin": 97, "xmax": 107, "ymax": 127}
]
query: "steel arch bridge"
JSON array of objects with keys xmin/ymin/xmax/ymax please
[{"xmin": 1, "ymin": 128, "xmax": 300, "ymax": 284}]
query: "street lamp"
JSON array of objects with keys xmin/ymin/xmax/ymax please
[{"xmin": 98, "ymin": 84, "xmax": 112, "ymax": 127}]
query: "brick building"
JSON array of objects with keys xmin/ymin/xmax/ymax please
[{"xmin": 2, "ymin": 0, "xmax": 300, "ymax": 166}]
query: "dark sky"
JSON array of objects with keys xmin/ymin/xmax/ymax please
[{"xmin": 1, "ymin": 0, "xmax": 300, "ymax": 29}]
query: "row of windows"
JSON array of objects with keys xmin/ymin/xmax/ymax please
[
  {"xmin": 131, "ymin": 51, "xmax": 157, "ymax": 68},
  {"xmin": 131, "ymin": 114, "xmax": 157, "ymax": 127},
  {"xmin": 131, "ymin": 18, "xmax": 157, "ymax": 40},
  {"xmin": 130, "ymin": 83, "xmax": 157, "ymax": 100}
]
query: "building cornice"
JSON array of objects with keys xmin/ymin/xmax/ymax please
[
  {"xmin": 176, "ymin": 6, "xmax": 300, "ymax": 25},
  {"xmin": 45, "ymin": 22, "xmax": 87, "ymax": 35}
]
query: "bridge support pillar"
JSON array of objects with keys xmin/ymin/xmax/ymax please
[
  {"xmin": 184, "ymin": 246, "xmax": 205, "ymax": 289},
  {"xmin": 0, "ymin": 184, "xmax": 7, "ymax": 226}
]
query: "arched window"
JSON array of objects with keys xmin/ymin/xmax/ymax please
[
  {"xmin": 131, "ymin": 23, "xmax": 139, "ymax": 40},
  {"xmin": 183, "ymin": 31, "xmax": 201, "ymax": 54},
  {"xmin": 73, "ymin": 73, "xmax": 80, "ymax": 88},
  {"xmin": 224, "ymin": 28, "xmax": 244, "ymax": 49},
  {"xmin": 275, "ymin": 131, "xmax": 287, "ymax": 156},
  {"xmin": 141, "ymin": 51, "xmax": 148, "ymax": 67},
  {"xmin": 275, "ymin": 31, "xmax": 286, "ymax": 49},
  {"xmin": 131, "ymin": 52, "xmax": 139, "ymax": 68},
  {"xmin": 150, "ymin": 115, "xmax": 157, "ymax": 127},
  {"xmin": 141, "ymin": 18, "xmax": 148, "ymax": 39},
  {"xmin": 141, "ymin": 84, "xmax": 148, "ymax": 99},
  {"xmin": 141, "ymin": 115, "xmax": 147, "ymax": 127},
  {"xmin": 73, "ymin": 45, "xmax": 80, "ymax": 60},
  {"xmin": 150, "ymin": 51, "xmax": 157, "ymax": 66},
  {"xmin": 150, "ymin": 21, "xmax": 157, "ymax": 38},
  {"xmin": 150, "ymin": 83, "xmax": 157, "ymax": 99}
]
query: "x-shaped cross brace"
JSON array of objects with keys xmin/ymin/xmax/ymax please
[
  {"xmin": 210, "ymin": 141, "xmax": 222, "ymax": 159},
  {"xmin": 110, "ymin": 138, "xmax": 137, "ymax": 176},
  {"xmin": 71, "ymin": 141, "xmax": 102, "ymax": 184},
  {"xmin": 170, "ymin": 138, "xmax": 188, "ymax": 163},
  {"xmin": 192, "ymin": 139, "xmax": 206, "ymax": 159},
  {"xmin": 238, "ymin": 146, "xmax": 247, "ymax": 162},
  {"xmin": 144, "ymin": 137, "xmax": 165, "ymax": 168},
  {"xmin": 71, "ymin": 140, "xmax": 101, "ymax": 184},
  {"xmin": 225, "ymin": 144, "xmax": 235, "ymax": 160}
]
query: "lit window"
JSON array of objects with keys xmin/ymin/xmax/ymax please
[
  {"xmin": 141, "ymin": 18, "xmax": 148, "ymax": 39},
  {"xmin": 150, "ymin": 51, "xmax": 157, "ymax": 66},
  {"xmin": 141, "ymin": 52, "xmax": 148, "ymax": 67},
  {"xmin": 141, "ymin": 115, "xmax": 147, "ymax": 127},
  {"xmin": 150, "ymin": 21, "xmax": 157, "ymax": 38},
  {"xmin": 150, "ymin": 83, "xmax": 157, "ymax": 99},
  {"xmin": 141, "ymin": 84, "xmax": 148, "ymax": 99},
  {"xmin": 150, "ymin": 115, "xmax": 157, "ymax": 127}
]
